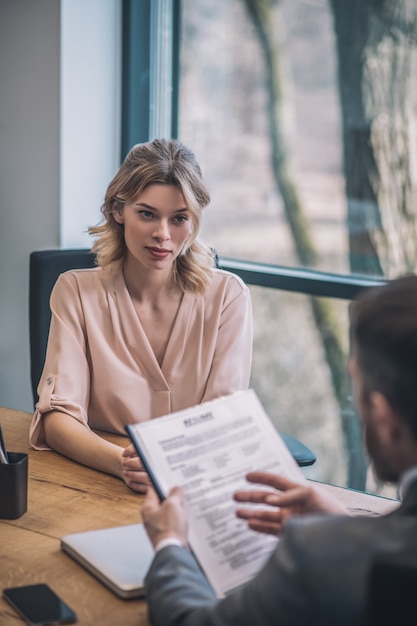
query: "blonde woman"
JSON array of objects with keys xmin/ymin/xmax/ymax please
[{"xmin": 30, "ymin": 139, "xmax": 252, "ymax": 492}]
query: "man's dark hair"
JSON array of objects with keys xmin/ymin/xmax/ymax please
[{"xmin": 350, "ymin": 274, "xmax": 417, "ymax": 441}]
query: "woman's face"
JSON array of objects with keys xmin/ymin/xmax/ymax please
[{"xmin": 114, "ymin": 184, "xmax": 193, "ymax": 272}]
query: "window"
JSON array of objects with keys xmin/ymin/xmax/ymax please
[
  {"xmin": 179, "ymin": 0, "xmax": 417, "ymax": 280},
  {"xmin": 177, "ymin": 0, "xmax": 408, "ymax": 497},
  {"xmin": 179, "ymin": 0, "xmax": 344, "ymax": 272},
  {"xmin": 122, "ymin": 0, "xmax": 415, "ymax": 498}
]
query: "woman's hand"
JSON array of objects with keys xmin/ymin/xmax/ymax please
[
  {"xmin": 234, "ymin": 471, "xmax": 349, "ymax": 536},
  {"xmin": 121, "ymin": 443, "xmax": 151, "ymax": 493}
]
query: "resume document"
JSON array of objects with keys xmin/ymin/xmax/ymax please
[{"xmin": 127, "ymin": 389, "xmax": 305, "ymax": 598}]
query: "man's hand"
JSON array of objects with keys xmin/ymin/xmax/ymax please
[
  {"xmin": 121, "ymin": 443, "xmax": 151, "ymax": 493},
  {"xmin": 141, "ymin": 486, "xmax": 189, "ymax": 549},
  {"xmin": 234, "ymin": 471, "xmax": 349, "ymax": 536}
]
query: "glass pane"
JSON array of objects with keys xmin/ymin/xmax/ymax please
[
  {"xmin": 177, "ymin": 0, "xmax": 410, "ymax": 496},
  {"xmin": 249, "ymin": 285, "xmax": 397, "ymax": 498},
  {"xmin": 179, "ymin": 0, "xmax": 417, "ymax": 280}
]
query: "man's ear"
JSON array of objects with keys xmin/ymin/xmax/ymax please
[{"xmin": 369, "ymin": 392, "xmax": 402, "ymax": 444}]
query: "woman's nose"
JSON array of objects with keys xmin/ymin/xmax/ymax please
[{"xmin": 152, "ymin": 220, "xmax": 170, "ymax": 241}]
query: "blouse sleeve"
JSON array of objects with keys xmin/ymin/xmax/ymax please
[
  {"xmin": 201, "ymin": 274, "xmax": 253, "ymax": 402},
  {"xmin": 29, "ymin": 272, "xmax": 91, "ymax": 449}
]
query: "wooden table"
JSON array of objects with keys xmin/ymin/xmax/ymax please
[
  {"xmin": 0, "ymin": 407, "xmax": 399, "ymax": 625},
  {"xmin": 0, "ymin": 407, "xmax": 149, "ymax": 625}
]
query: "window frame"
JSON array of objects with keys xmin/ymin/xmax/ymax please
[
  {"xmin": 121, "ymin": 0, "xmax": 180, "ymax": 159},
  {"xmin": 121, "ymin": 0, "xmax": 386, "ymax": 300}
]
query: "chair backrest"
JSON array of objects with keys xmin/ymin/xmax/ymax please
[
  {"xmin": 29, "ymin": 249, "xmax": 96, "ymax": 405},
  {"xmin": 364, "ymin": 553, "xmax": 417, "ymax": 626}
]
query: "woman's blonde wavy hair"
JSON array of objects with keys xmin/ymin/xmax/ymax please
[{"xmin": 89, "ymin": 139, "xmax": 215, "ymax": 293}]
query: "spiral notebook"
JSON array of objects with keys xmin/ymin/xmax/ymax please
[{"xmin": 61, "ymin": 523, "xmax": 154, "ymax": 599}]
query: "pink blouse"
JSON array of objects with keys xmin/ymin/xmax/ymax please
[{"xmin": 30, "ymin": 266, "xmax": 252, "ymax": 448}]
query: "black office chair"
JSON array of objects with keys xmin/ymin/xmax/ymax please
[
  {"xmin": 29, "ymin": 248, "xmax": 96, "ymax": 406},
  {"xmin": 29, "ymin": 248, "xmax": 316, "ymax": 467},
  {"xmin": 363, "ymin": 554, "xmax": 417, "ymax": 626}
]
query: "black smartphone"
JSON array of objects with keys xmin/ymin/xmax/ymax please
[{"xmin": 3, "ymin": 583, "xmax": 77, "ymax": 625}]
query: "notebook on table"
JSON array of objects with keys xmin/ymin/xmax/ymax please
[{"xmin": 61, "ymin": 523, "xmax": 154, "ymax": 599}]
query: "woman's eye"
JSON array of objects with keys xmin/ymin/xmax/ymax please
[
  {"xmin": 173, "ymin": 215, "xmax": 188, "ymax": 224},
  {"xmin": 139, "ymin": 210, "xmax": 154, "ymax": 219}
]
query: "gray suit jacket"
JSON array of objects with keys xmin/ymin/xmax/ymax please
[{"xmin": 144, "ymin": 481, "xmax": 417, "ymax": 626}]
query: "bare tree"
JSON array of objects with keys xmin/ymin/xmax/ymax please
[
  {"xmin": 330, "ymin": 0, "xmax": 417, "ymax": 277},
  {"xmin": 242, "ymin": 0, "xmax": 367, "ymax": 489}
]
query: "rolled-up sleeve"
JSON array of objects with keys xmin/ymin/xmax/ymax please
[{"xmin": 29, "ymin": 273, "xmax": 91, "ymax": 449}]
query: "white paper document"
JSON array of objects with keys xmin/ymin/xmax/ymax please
[{"xmin": 127, "ymin": 389, "xmax": 305, "ymax": 598}]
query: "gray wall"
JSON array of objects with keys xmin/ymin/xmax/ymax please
[{"xmin": 0, "ymin": 0, "xmax": 60, "ymax": 411}]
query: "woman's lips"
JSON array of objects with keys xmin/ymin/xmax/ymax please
[{"xmin": 146, "ymin": 247, "xmax": 172, "ymax": 259}]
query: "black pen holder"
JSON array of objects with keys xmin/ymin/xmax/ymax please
[{"xmin": 0, "ymin": 452, "xmax": 28, "ymax": 519}]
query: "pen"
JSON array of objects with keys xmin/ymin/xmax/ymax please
[{"xmin": 0, "ymin": 422, "xmax": 9, "ymax": 464}]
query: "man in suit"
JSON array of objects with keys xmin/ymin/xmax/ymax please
[{"xmin": 141, "ymin": 275, "xmax": 417, "ymax": 625}]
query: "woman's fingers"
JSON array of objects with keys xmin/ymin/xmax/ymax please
[
  {"xmin": 122, "ymin": 443, "xmax": 138, "ymax": 458},
  {"xmin": 123, "ymin": 470, "xmax": 150, "ymax": 493},
  {"xmin": 121, "ymin": 452, "xmax": 145, "ymax": 472}
]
